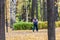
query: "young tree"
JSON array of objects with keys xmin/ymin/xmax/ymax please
[
  {"xmin": 0, "ymin": 0, "xmax": 5, "ymax": 40},
  {"xmin": 47, "ymin": 0, "xmax": 56, "ymax": 40}
]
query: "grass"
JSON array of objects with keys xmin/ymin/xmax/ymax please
[{"xmin": 5, "ymin": 28, "xmax": 60, "ymax": 40}]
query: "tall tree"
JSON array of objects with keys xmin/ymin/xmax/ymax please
[
  {"xmin": 22, "ymin": 5, "xmax": 26, "ymax": 21},
  {"xmin": 10, "ymin": 0, "xmax": 16, "ymax": 28},
  {"xmin": 36, "ymin": 0, "xmax": 38, "ymax": 19},
  {"xmin": 28, "ymin": 0, "xmax": 31, "ymax": 21},
  {"xmin": 0, "ymin": 0, "xmax": 5, "ymax": 40},
  {"xmin": 47, "ymin": 0, "xmax": 55, "ymax": 40},
  {"xmin": 43, "ymin": 0, "xmax": 47, "ymax": 21},
  {"xmin": 26, "ymin": 0, "xmax": 29, "ymax": 22},
  {"xmin": 40, "ymin": 0, "xmax": 44, "ymax": 21},
  {"xmin": 54, "ymin": 0, "xmax": 58, "ymax": 21},
  {"xmin": 31, "ymin": 0, "xmax": 38, "ymax": 21},
  {"xmin": 31, "ymin": 0, "xmax": 35, "ymax": 21}
]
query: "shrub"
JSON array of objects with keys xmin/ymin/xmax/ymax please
[
  {"xmin": 13, "ymin": 22, "xmax": 33, "ymax": 30},
  {"xmin": 13, "ymin": 21, "xmax": 60, "ymax": 30},
  {"xmin": 55, "ymin": 21, "xmax": 60, "ymax": 27},
  {"xmin": 38, "ymin": 21, "xmax": 47, "ymax": 29}
]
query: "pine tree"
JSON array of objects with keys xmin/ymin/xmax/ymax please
[
  {"xmin": 47, "ymin": 0, "xmax": 56, "ymax": 40},
  {"xmin": 0, "ymin": 0, "xmax": 5, "ymax": 40}
]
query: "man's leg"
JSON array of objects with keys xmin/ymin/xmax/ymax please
[
  {"xmin": 36, "ymin": 25, "xmax": 38, "ymax": 32},
  {"xmin": 33, "ymin": 25, "xmax": 35, "ymax": 32}
]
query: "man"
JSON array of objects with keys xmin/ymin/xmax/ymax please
[{"xmin": 33, "ymin": 17, "xmax": 38, "ymax": 32}]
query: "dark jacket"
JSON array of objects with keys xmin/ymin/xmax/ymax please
[{"xmin": 33, "ymin": 19, "xmax": 38, "ymax": 25}]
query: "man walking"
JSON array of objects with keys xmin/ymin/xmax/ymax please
[{"xmin": 33, "ymin": 17, "xmax": 38, "ymax": 32}]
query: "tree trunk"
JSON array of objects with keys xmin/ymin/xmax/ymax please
[
  {"xmin": 31, "ymin": 0, "xmax": 35, "ymax": 21},
  {"xmin": 26, "ymin": 1, "xmax": 28, "ymax": 22},
  {"xmin": 36, "ymin": 0, "xmax": 38, "ymax": 19},
  {"xmin": 43, "ymin": 0, "xmax": 47, "ymax": 21},
  {"xmin": 54, "ymin": 0, "xmax": 58, "ymax": 21},
  {"xmin": 28, "ymin": 0, "xmax": 31, "ymax": 21},
  {"xmin": 10, "ymin": 0, "xmax": 16, "ymax": 28},
  {"xmin": 47, "ymin": 0, "xmax": 55, "ymax": 40},
  {"xmin": 0, "ymin": 0, "xmax": 5, "ymax": 40},
  {"xmin": 40, "ymin": 0, "xmax": 44, "ymax": 21}
]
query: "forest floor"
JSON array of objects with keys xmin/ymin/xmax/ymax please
[{"xmin": 5, "ymin": 27, "xmax": 60, "ymax": 40}]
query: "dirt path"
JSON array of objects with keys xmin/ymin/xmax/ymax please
[{"xmin": 5, "ymin": 28, "xmax": 60, "ymax": 40}]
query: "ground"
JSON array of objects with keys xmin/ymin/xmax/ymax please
[{"xmin": 5, "ymin": 27, "xmax": 60, "ymax": 40}]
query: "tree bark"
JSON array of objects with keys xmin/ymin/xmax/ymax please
[
  {"xmin": 0, "ymin": 0, "xmax": 5, "ymax": 40},
  {"xmin": 47, "ymin": 0, "xmax": 55, "ymax": 40}
]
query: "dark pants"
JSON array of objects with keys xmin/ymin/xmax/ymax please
[{"xmin": 33, "ymin": 24, "xmax": 38, "ymax": 32}]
